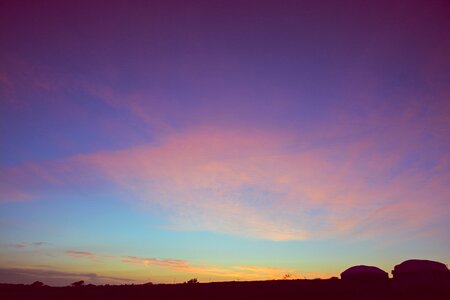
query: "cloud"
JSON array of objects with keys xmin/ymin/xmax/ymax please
[
  {"xmin": 7, "ymin": 243, "xmax": 27, "ymax": 249},
  {"xmin": 31, "ymin": 242, "xmax": 47, "ymax": 246},
  {"xmin": 3, "ymin": 242, "xmax": 48, "ymax": 249},
  {"xmin": 1, "ymin": 119, "xmax": 449, "ymax": 242},
  {"xmin": 65, "ymin": 250, "xmax": 97, "ymax": 260},
  {"xmin": 65, "ymin": 250, "xmax": 115, "ymax": 262},
  {"xmin": 120, "ymin": 255, "xmax": 298, "ymax": 280},
  {"xmin": 122, "ymin": 256, "xmax": 187, "ymax": 268},
  {"xmin": 0, "ymin": 245, "xmax": 334, "ymax": 284},
  {"xmin": 48, "ymin": 250, "xmax": 305, "ymax": 281},
  {"xmin": 79, "ymin": 128, "xmax": 318, "ymax": 240},
  {"xmin": 79, "ymin": 125, "xmax": 448, "ymax": 241},
  {"xmin": 63, "ymin": 250, "xmax": 304, "ymax": 280},
  {"xmin": 0, "ymin": 268, "xmax": 133, "ymax": 286}
]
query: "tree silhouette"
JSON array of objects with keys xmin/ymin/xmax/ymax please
[
  {"xmin": 31, "ymin": 281, "xmax": 44, "ymax": 287},
  {"xmin": 70, "ymin": 280, "xmax": 85, "ymax": 287},
  {"xmin": 186, "ymin": 278, "xmax": 198, "ymax": 284}
]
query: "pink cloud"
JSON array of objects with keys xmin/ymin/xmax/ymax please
[
  {"xmin": 122, "ymin": 256, "xmax": 188, "ymax": 269},
  {"xmin": 7, "ymin": 243, "xmax": 27, "ymax": 249},
  {"xmin": 75, "ymin": 126, "xmax": 446, "ymax": 240},
  {"xmin": 121, "ymin": 255, "xmax": 299, "ymax": 280},
  {"xmin": 65, "ymin": 250, "xmax": 97, "ymax": 260},
  {"xmin": 64, "ymin": 250, "xmax": 116, "ymax": 263},
  {"xmin": 2, "ymin": 120, "xmax": 448, "ymax": 241}
]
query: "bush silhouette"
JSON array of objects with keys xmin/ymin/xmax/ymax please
[
  {"xmin": 70, "ymin": 280, "xmax": 85, "ymax": 287},
  {"xmin": 186, "ymin": 278, "xmax": 199, "ymax": 284},
  {"xmin": 31, "ymin": 281, "xmax": 44, "ymax": 287}
]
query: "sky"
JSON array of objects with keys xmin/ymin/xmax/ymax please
[{"xmin": 0, "ymin": 0, "xmax": 449, "ymax": 286}]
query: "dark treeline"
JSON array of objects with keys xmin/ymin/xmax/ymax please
[{"xmin": 1, "ymin": 278, "xmax": 449, "ymax": 300}]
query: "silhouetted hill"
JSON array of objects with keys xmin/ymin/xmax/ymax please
[{"xmin": 1, "ymin": 278, "xmax": 449, "ymax": 300}]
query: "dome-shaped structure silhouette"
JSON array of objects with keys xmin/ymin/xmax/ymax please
[
  {"xmin": 392, "ymin": 259, "xmax": 448, "ymax": 275},
  {"xmin": 341, "ymin": 265, "xmax": 388, "ymax": 281},
  {"xmin": 392, "ymin": 259, "xmax": 450, "ymax": 289},
  {"xmin": 341, "ymin": 265, "xmax": 389, "ymax": 292}
]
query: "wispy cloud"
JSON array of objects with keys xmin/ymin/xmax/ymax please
[
  {"xmin": 64, "ymin": 250, "xmax": 115, "ymax": 262},
  {"xmin": 4, "ymin": 242, "xmax": 48, "ymax": 249},
  {"xmin": 1, "ymin": 118, "xmax": 449, "ymax": 242},
  {"xmin": 7, "ymin": 243, "xmax": 27, "ymax": 249},
  {"xmin": 122, "ymin": 256, "xmax": 187, "ymax": 268},
  {"xmin": 121, "ymin": 255, "xmax": 299, "ymax": 280},
  {"xmin": 61, "ymin": 250, "xmax": 305, "ymax": 280},
  {"xmin": 31, "ymin": 242, "xmax": 48, "ymax": 246},
  {"xmin": 80, "ymin": 125, "xmax": 448, "ymax": 241},
  {"xmin": 0, "ymin": 267, "xmax": 134, "ymax": 286},
  {"xmin": 65, "ymin": 250, "xmax": 97, "ymax": 260}
]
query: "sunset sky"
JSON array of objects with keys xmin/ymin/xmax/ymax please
[{"xmin": 1, "ymin": 0, "xmax": 449, "ymax": 286}]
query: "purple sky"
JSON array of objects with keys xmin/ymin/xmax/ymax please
[{"xmin": 1, "ymin": 0, "xmax": 449, "ymax": 285}]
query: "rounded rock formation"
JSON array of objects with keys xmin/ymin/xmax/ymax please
[
  {"xmin": 392, "ymin": 259, "xmax": 449, "ymax": 275},
  {"xmin": 392, "ymin": 259, "xmax": 450, "ymax": 289},
  {"xmin": 341, "ymin": 265, "xmax": 389, "ymax": 281}
]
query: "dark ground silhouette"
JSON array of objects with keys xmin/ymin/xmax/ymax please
[{"xmin": 1, "ymin": 278, "xmax": 449, "ymax": 300}]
